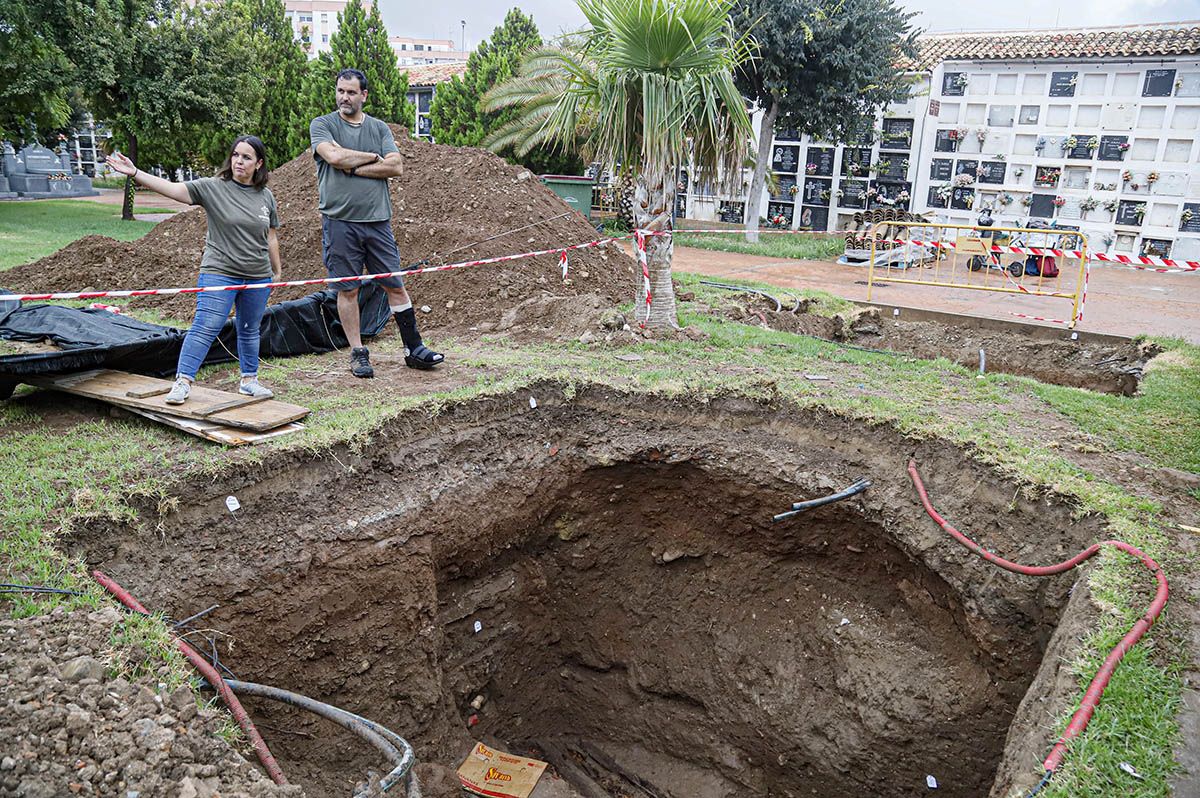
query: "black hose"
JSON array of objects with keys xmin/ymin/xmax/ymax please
[
  {"xmin": 218, "ymin": 679, "xmax": 418, "ymax": 795},
  {"xmin": 773, "ymin": 478, "xmax": 872, "ymax": 522},
  {"xmin": 0, "ymin": 584, "xmax": 85, "ymax": 596},
  {"xmin": 1026, "ymin": 770, "xmax": 1053, "ymax": 797},
  {"xmin": 699, "ymin": 280, "xmax": 782, "ymax": 312}
]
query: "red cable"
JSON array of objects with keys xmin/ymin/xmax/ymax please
[
  {"xmin": 906, "ymin": 461, "xmax": 1169, "ymax": 774},
  {"xmin": 92, "ymin": 570, "xmax": 289, "ymax": 785}
]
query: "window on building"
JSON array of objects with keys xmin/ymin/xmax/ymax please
[
  {"xmin": 320, "ymin": 12, "xmax": 327, "ymax": 21},
  {"xmin": 415, "ymin": 44, "xmax": 425, "ymax": 51},
  {"xmin": 400, "ymin": 43, "xmax": 407, "ymax": 49},
  {"xmin": 299, "ymin": 13, "xmax": 311, "ymax": 22},
  {"xmin": 322, "ymin": 34, "xmax": 328, "ymax": 42}
]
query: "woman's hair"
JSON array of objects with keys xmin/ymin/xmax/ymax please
[{"xmin": 217, "ymin": 135, "xmax": 269, "ymax": 189}]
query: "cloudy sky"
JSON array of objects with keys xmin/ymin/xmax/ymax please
[{"xmin": 377, "ymin": 0, "xmax": 1200, "ymax": 50}]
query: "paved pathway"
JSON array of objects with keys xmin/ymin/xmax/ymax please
[{"xmin": 672, "ymin": 245, "xmax": 1199, "ymax": 343}]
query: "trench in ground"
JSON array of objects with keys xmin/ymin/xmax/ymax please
[{"xmin": 69, "ymin": 387, "xmax": 1103, "ymax": 798}]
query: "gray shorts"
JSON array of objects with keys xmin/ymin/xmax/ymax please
[{"xmin": 321, "ymin": 217, "xmax": 405, "ymax": 292}]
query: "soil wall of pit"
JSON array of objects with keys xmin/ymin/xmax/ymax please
[{"xmin": 67, "ymin": 387, "xmax": 1104, "ymax": 798}]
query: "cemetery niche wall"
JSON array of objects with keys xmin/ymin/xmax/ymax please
[{"xmin": 1, "ymin": 142, "xmax": 98, "ymax": 199}]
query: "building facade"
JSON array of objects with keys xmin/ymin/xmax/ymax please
[
  {"xmin": 283, "ymin": 0, "xmax": 347, "ymax": 56},
  {"xmin": 390, "ymin": 37, "xmax": 470, "ymax": 66},
  {"xmin": 403, "ymin": 63, "xmax": 469, "ymax": 140},
  {"xmin": 681, "ymin": 22, "xmax": 1200, "ymax": 263}
]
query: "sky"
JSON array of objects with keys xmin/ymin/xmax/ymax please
[{"xmin": 377, "ymin": 0, "xmax": 1200, "ymax": 49}]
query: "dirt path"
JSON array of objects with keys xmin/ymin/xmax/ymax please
[{"xmin": 672, "ymin": 245, "xmax": 1200, "ymax": 343}]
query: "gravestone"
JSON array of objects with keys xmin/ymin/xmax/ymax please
[
  {"xmin": 803, "ymin": 178, "xmax": 831, "ymax": 205},
  {"xmin": 873, "ymin": 181, "xmax": 912, "ymax": 208},
  {"xmin": 950, "ymin": 187, "xmax": 975, "ymax": 210},
  {"xmin": 1140, "ymin": 238, "xmax": 1172, "ymax": 258},
  {"xmin": 841, "ymin": 148, "xmax": 871, "ymax": 177},
  {"xmin": 1173, "ymin": 237, "xmax": 1200, "ymax": 262},
  {"xmin": 1142, "ymin": 69, "xmax": 1176, "ymax": 97},
  {"xmin": 766, "ymin": 201, "xmax": 794, "ymax": 226},
  {"xmin": 775, "ymin": 125, "xmax": 800, "ymax": 142},
  {"xmin": 935, "ymin": 130, "xmax": 958, "ymax": 152},
  {"xmin": 1180, "ymin": 202, "xmax": 1200, "ymax": 233},
  {"xmin": 1029, "ymin": 193, "xmax": 1056, "ymax": 219},
  {"xmin": 1042, "ymin": 135, "xmax": 1066, "ymax": 154},
  {"xmin": 942, "ymin": 72, "xmax": 966, "ymax": 96},
  {"xmin": 839, "ymin": 180, "xmax": 868, "ymax": 208},
  {"xmin": 1115, "ymin": 200, "xmax": 1145, "ymax": 226},
  {"xmin": 1177, "ymin": 72, "xmax": 1200, "ymax": 98},
  {"xmin": 1057, "ymin": 198, "xmax": 1083, "ymax": 220},
  {"xmin": 880, "ymin": 118, "xmax": 914, "ymax": 150},
  {"xmin": 771, "ymin": 145, "xmax": 800, "ymax": 173},
  {"xmin": 799, "ymin": 205, "xmax": 829, "ymax": 231},
  {"xmin": 1097, "ymin": 135, "xmax": 1128, "ymax": 161},
  {"xmin": 1101, "ymin": 102, "xmax": 1136, "ymax": 130},
  {"xmin": 978, "ymin": 161, "xmax": 1006, "ymax": 184},
  {"xmin": 927, "ymin": 186, "xmax": 949, "ymax": 208},
  {"xmin": 771, "ymin": 173, "xmax": 798, "ymax": 201},
  {"xmin": 876, "ymin": 156, "xmax": 908, "ymax": 182},
  {"xmin": 675, "ymin": 193, "xmax": 687, "ymax": 219},
  {"xmin": 1049, "ymin": 72, "xmax": 1077, "ymax": 97},
  {"xmin": 1066, "ymin": 135, "xmax": 1094, "ymax": 160},
  {"xmin": 1018, "ymin": 105, "xmax": 1040, "ymax": 125},
  {"xmin": 1156, "ymin": 172, "xmax": 1188, "ymax": 197},
  {"xmin": 718, "ymin": 202, "xmax": 745, "ymax": 224},
  {"xmin": 930, "ymin": 159, "xmax": 953, "ymax": 181},
  {"xmin": 806, "ymin": 147, "xmax": 835, "ymax": 176}
]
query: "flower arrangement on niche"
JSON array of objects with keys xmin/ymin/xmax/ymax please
[
  {"xmin": 998, "ymin": 193, "xmax": 1013, "ymax": 206},
  {"xmin": 964, "ymin": 194, "xmax": 975, "ymax": 210},
  {"xmin": 1133, "ymin": 205, "xmax": 1146, "ymax": 224},
  {"xmin": 1021, "ymin": 195, "xmax": 1034, "ymax": 207},
  {"xmin": 788, "ymin": 184, "xmax": 799, "ymax": 197},
  {"xmin": 1080, "ymin": 197, "xmax": 1098, "ymax": 217},
  {"xmin": 993, "ymin": 153, "xmax": 1006, "ymax": 161},
  {"xmin": 1062, "ymin": 136, "xmax": 1078, "ymax": 151},
  {"xmin": 1121, "ymin": 169, "xmax": 1133, "ymax": 183},
  {"xmin": 1103, "ymin": 198, "xmax": 1118, "ymax": 212},
  {"xmin": 1181, "ymin": 208, "xmax": 1194, "ymax": 227},
  {"xmin": 935, "ymin": 184, "xmax": 952, "ymax": 202},
  {"xmin": 952, "ymin": 173, "xmax": 975, "ymax": 187},
  {"xmin": 1067, "ymin": 74, "xmax": 1078, "ymax": 88},
  {"xmin": 1087, "ymin": 136, "xmax": 1100, "ymax": 152},
  {"xmin": 975, "ymin": 127, "xmax": 988, "ymax": 144},
  {"xmin": 848, "ymin": 162, "xmax": 863, "ymax": 176},
  {"xmin": 1035, "ymin": 136, "xmax": 1047, "ymax": 153},
  {"xmin": 895, "ymin": 190, "xmax": 910, "ymax": 204},
  {"xmin": 1034, "ymin": 167, "xmax": 1061, "ymax": 187},
  {"xmin": 820, "ymin": 189, "xmax": 831, "ymax": 201},
  {"xmin": 767, "ymin": 214, "xmax": 789, "ymax": 229},
  {"xmin": 1052, "ymin": 196, "xmax": 1067, "ymax": 208},
  {"xmin": 1013, "ymin": 167, "xmax": 1025, "ymax": 178},
  {"xmin": 1118, "ymin": 141, "xmax": 1130, "ymax": 151},
  {"xmin": 952, "ymin": 73, "xmax": 969, "ymax": 89},
  {"xmin": 1147, "ymin": 171, "xmax": 1159, "ymax": 185},
  {"xmin": 805, "ymin": 163, "xmax": 818, "ymax": 175},
  {"xmin": 836, "ymin": 189, "xmax": 845, "ymax": 199}
]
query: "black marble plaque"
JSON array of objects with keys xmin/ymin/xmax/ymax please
[
  {"xmin": 1049, "ymin": 71, "xmax": 1077, "ymax": 97},
  {"xmin": 839, "ymin": 179, "xmax": 868, "ymax": 208},
  {"xmin": 927, "ymin": 186, "xmax": 949, "ymax": 208},
  {"xmin": 677, "ymin": 169, "xmax": 689, "ymax": 193},
  {"xmin": 978, "ymin": 161, "xmax": 1006, "ymax": 184},
  {"xmin": 1142, "ymin": 69, "xmax": 1176, "ymax": 97},
  {"xmin": 799, "ymin": 205, "xmax": 828, "ymax": 231},
  {"xmin": 771, "ymin": 173, "xmax": 798, "ymax": 201},
  {"xmin": 876, "ymin": 156, "xmax": 908, "ymax": 182},
  {"xmin": 718, "ymin": 202, "xmax": 745, "ymax": 224},
  {"xmin": 771, "ymin": 144, "xmax": 800, "ymax": 173},
  {"xmin": 930, "ymin": 158, "xmax": 953, "ymax": 181},
  {"xmin": 1029, "ymin": 194, "xmax": 1056, "ymax": 219},
  {"xmin": 942, "ymin": 72, "xmax": 965, "ymax": 96},
  {"xmin": 955, "ymin": 159, "xmax": 978, "ymax": 177},
  {"xmin": 880, "ymin": 118, "xmax": 914, "ymax": 150},
  {"xmin": 950, "ymin": 187, "xmax": 975, "ymax": 211},
  {"xmin": 935, "ymin": 130, "xmax": 958, "ymax": 153},
  {"xmin": 766, "ymin": 201, "xmax": 795, "ymax": 225},
  {"xmin": 872, "ymin": 181, "xmax": 912, "ymax": 209},
  {"xmin": 1098, "ymin": 136, "xmax": 1128, "ymax": 161},
  {"xmin": 841, "ymin": 148, "xmax": 872, "ymax": 177},
  {"xmin": 1140, "ymin": 238, "xmax": 1172, "ymax": 258},
  {"xmin": 675, "ymin": 193, "xmax": 687, "ymax": 218},
  {"xmin": 806, "ymin": 147, "xmax": 835, "ymax": 177},
  {"xmin": 1066, "ymin": 134, "xmax": 1093, "ymax": 160},
  {"xmin": 1115, "ymin": 200, "xmax": 1145, "ymax": 226},
  {"xmin": 1181, "ymin": 203, "xmax": 1200, "ymax": 233},
  {"xmin": 774, "ymin": 125, "xmax": 801, "ymax": 142},
  {"xmin": 803, "ymin": 178, "xmax": 831, "ymax": 205}
]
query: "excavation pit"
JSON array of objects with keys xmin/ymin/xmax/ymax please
[{"xmin": 69, "ymin": 386, "xmax": 1102, "ymax": 798}]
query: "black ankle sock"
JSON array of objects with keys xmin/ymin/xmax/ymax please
[{"xmin": 393, "ymin": 307, "xmax": 423, "ymax": 351}]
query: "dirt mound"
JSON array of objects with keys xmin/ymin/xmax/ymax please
[
  {"xmin": 0, "ymin": 606, "xmax": 302, "ymax": 798},
  {"xmin": 7, "ymin": 128, "xmax": 634, "ymax": 332}
]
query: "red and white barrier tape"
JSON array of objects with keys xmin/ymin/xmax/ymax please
[
  {"xmin": 0, "ymin": 234, "xmax": 634, "ymax": 303},
  {"xmin": 559, "ymin": 250, "xmax": 568, "ymax": 281},
  {"xmin": 634, "ymin": 229, "xmax": 652, "ymax": 324}
]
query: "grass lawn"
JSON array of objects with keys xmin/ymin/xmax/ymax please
[
  {"xmin": 1, "ymin": 274, "xmax": 1196, "ymax": 798},
  {"xmin": 674, "ymin": 230, "xmax": 845, "ymax": 261},
  {"xmin": 0, "ymin": 200, "xmax": 161, "ymax": 271}
]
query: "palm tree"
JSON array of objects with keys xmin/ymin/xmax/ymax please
[{"xmin": 483, "ymin": 0, "xmax": 754, "ymax": 329}]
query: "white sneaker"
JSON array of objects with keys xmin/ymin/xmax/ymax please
[
  {"xmin": 165, "ymin": 378, "xmax": 191, "ymax": 405},
  {"xmin": 238, "ymin": 378, "xmax": 274, "ymax": 399}
]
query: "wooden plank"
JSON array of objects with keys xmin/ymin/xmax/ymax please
[
  {"xmin": 126, "ymin": 386, "xmax": 170, "ymax": 399},
  {"xmin": 118, "ymin": 405, "xmax": 305, "ymax": 446},
  {"xmin": 196, "ymin": 394, "xmax": 272, "ymax": 417},
  {"xmin": 29, "ymin": 370, "xmax": 309, "ymax": 432}
]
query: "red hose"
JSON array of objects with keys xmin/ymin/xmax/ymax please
[
  {"xmin": 906, "ymin": 461, "xmax": 1169, "ymax": 774},
  {"xmin": 92, "ymin": 570, "xmax": 289, "ymax": 786}
]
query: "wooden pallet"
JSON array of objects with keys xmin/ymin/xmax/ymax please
[{"xmin": 30, "ymin": 369, "xmax": 310, "ymax": 434}]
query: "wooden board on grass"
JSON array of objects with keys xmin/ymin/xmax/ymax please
[
  {"xmin": 118, "ymin": 405, "xmax": 305, "ymax": 446},
  {"xmin": 30, "ymin": 370, "xmax": 309, "ymax": 431}
]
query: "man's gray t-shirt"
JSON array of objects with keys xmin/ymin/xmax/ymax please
[
  {"xmin": 184, "ymin": 178, "xmax": 279, "ymax": 279},
  {"xmin": 309, "ymin": 112, "xmax": 398, "ymax": 223}
]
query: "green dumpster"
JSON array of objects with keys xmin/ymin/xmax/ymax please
[{"xmin": 540, "ymin": 174, "xmax": 594, "ymax": 220}]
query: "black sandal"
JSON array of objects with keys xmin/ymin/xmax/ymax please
[{"xmin": 405, "ymin": 344, "xmax": 444, "ymax": 370}]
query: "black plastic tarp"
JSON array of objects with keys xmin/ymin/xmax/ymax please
[{"xmin": 0, "ymin": 282, "xmax": 392, "ymax": 383}]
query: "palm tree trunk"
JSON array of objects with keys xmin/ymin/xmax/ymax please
[
  {"xmin": 634, "ymin": 169, "xmax": 677, "ymax": 329},
  {"xmin": 744, "ymin": 99, "xmax": 778, "ymax": 244}
]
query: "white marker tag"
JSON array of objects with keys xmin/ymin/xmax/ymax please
[
  {"xmin": 893, "ymin": 308, "xmax": 900, "ymax": 316},
  {"xmin": 473, "ymin": 620, "xmax": 483, "ymax": 634},
  {"xmin": 926, "ymin": 774, "xmax": 938, "ymax": 789},
  {"xmin": 529, "ymin": 397, "xmax": 537, "ymax": 409},
  {"xmin": 1119, "ymin": 762, "xmax": 1143, "ymax": 779},
  {"xmin": 225, "ymin": 496, "xmax": 241, "ymax": 513},
  {"xmin": 1070, "ymin": 332, "xmax": 1078, "ymax": 340}
]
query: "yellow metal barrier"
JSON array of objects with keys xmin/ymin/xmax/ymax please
[{"xmin": 866, "ymin": 221, "xmax": 1089, "ymax": 327}]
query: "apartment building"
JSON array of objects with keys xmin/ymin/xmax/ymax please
[{"xmin": 283, "ymin": 0, "xmax": 347, "ymax": 56}]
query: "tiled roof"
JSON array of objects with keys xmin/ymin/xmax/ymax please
[
  {"xmin": 902, "ymin": 21, "xmax": 1200, "ymax": 71},
  {"xmin": 403, "ymin": 62, "xmax": 469, "ymax": 87}
]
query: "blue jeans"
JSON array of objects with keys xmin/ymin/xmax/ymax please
[{"xmin": 176, "ymin": 273, "xmax": 271, "ymax": 380}]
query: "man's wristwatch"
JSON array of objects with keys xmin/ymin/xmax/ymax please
[{"xmin": 349, "ymin": 166, "xmax": 357, "ymax": 176}]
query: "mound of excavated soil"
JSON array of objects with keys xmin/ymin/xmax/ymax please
[{"xmin": 7, "ymin": 128, "xmax": 634, "ymax": 332}]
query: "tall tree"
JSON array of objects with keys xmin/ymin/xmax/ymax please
[
  {"xmin": 485, "ymin": 0, "xmax": 754, "ymax": 329},
  {"xmin": 297, "ymin": 51, "xmax": 337, "ymax": 132},
  {"xmin": 734, "ymin": 0, "xmax": 917, "ymax": 239},
  {"xmin": 232, "ymin": 0, "xmax": 308, "ymax": 166},
  {"xmin": 325, "ymin": 0, "xmax": 413, "ymax": 126}
]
